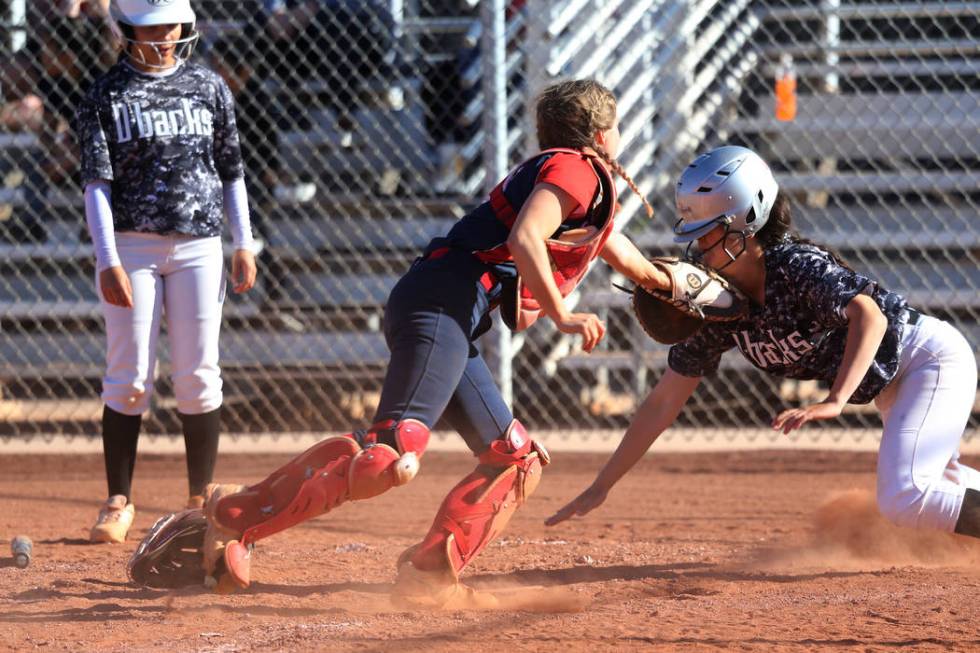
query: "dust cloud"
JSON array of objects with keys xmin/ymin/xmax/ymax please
[{"xmin": 753, "ymin": 488, "xmax": 980, "ymax": 571}]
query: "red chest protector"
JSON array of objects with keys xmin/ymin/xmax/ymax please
[{"xmin": 489, "ymin": 149, "xmax": 618, "ymax": 331}]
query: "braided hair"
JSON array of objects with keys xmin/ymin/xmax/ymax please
[{"xmin": 535, "ymin": 79, "xmax": 654, "ymax": 218}]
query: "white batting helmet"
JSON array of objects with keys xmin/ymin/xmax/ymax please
[
  {"xmin": 673, "ymin": 146, "xmax": 779, "ymax": 243},
  {"xmin": 109, "ymin": 0, "xmax": 198, "ymax": 68}
]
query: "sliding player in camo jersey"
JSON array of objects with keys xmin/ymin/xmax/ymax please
[
  {"xmin": 75, "ymin": 0, "xmax": 257, "ymax": 543},
  {"xmin": 549, "ymin": 146, "xmax": 980, "ymax": 542}
]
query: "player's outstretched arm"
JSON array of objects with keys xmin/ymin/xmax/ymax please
[
  {"xmin": 599, "ymin": 232, "xmax": 670, "ymax": 291},
  {"xmin": 546, "ymin": 368, "xmax": 700, "ymax": 525}
]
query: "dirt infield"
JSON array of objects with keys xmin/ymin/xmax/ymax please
[{"xmin": 2, "ymin": 449, "xmax": 980, "ymax": 652}]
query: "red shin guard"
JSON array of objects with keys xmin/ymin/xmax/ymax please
[
  {"xmin": 214, "ymin": 419, "xmax": 430, "ymax": 547},
  {"xmin": 410, "ymin": 420, "xmax": 549, "ymax": 578}
]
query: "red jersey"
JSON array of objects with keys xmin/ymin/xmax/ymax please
[{"xmin": 428, "ymin": 149, "xmax": 617, "ymax": 331}]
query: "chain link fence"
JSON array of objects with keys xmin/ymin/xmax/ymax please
[{"xmin": 0, "ymin": 0, "xmax": 977, "ymax": 442}]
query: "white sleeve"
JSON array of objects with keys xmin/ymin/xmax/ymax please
[
  {"xmin": 223, "ymin": 177, "xmax": 254, "ymax": 251},
  {"xmin": 84, "ymin": 180, "xmax": 121, "ymax": 271}
]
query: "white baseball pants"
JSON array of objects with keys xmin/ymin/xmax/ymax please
[
  {"xmin": 875, "ymin": 314, "xmax": 980, "ymax": 532},
  {"xmin": 98, "ymin": 232, "xmax": 225, "ymax": 416}
]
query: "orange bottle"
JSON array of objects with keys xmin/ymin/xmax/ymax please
[{"xmin": 774, "ymin": 53, "xmax": 797, "ymax": 122}]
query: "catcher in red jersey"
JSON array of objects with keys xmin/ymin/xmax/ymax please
[{"xmin": 130, "ymin": 79, "xmax": 743, "ymax": 607}]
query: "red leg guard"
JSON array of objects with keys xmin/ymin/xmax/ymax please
[
  {"xmin": 410, "ymin": 420, "xmax": 549, "ymax": 579},
  {"xmin": 214, "ymin": 419, "xmax": 430, "ymax": 547}
]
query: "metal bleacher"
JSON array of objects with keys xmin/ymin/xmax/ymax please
[
  {"xmin": 728, "ymin": 2, "xmax": 979, "ymax": 324},
  {"xmin": 264, "ymin": 200, "xmax": 460, "ymax": 322}
]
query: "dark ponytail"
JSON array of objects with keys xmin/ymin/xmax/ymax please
[{"xmin": 756, "ymin": 193, "xmax": 854, "ymax": 271}]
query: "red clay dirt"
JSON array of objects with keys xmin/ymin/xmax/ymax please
[{"xmin": 1, "ymin": 449, "xmax": 980, "ymax": 652}]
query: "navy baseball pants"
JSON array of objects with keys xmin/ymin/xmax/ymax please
[{"xmin": 372, "ymin": 248, "xmax": 514, "ymax": 454}]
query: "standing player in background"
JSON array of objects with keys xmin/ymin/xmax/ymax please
[
  {"xmin": 75, "ymin": 0, "xmax": 257, "ymax": 543},
  {"xmin": 547, "ymin": 145, "xmax": 980, "ymax": 542},
  {"xmin": 194, "ymin": 80, "xmax": 739, "ymax": 606}
]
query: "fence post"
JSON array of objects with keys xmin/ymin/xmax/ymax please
[
  {"xmin": 806, "ymin": 0, "xmax": 841, "ymax": 209},
  {"xmin": 9, "ymin": 0, "xmax": 26, "ymax": 52},
  {"xmin": 523, "ymin": 0, "xmax": 549, "ymax": 157},
  {"xmin": 480, "ymin": 0, "xmax": 513, "ymax": 407},
  {"xmin": 822, "ymin": 0, "xmax": 841, "ymax": 93}
]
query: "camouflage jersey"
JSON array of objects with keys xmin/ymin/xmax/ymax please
[
  {"xmin": 668, "ymin": 241, "xmax": 911, "ymax": 404},
  {"xmin": 75, "ymin": 61, "xmax": 244, "ymax": 238}
]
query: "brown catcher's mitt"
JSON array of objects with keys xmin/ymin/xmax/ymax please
[
  {"xmin": 128, "ymin": 509, "xmax": 218, "ymax": 589},
  {"xmin": 630, "ymin": 257, "xmax": 748, "ymax": 345}
]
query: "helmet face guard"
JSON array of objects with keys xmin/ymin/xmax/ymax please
[
  {"xmin": 110, "ymin": 0, "xmax": 198, "ymax": 69},
  {"xmin": 118, "ymin": 25, "xmax": 198, "ymax": 69},
  {"xmin": 682, "ymin": 221, "xmax": 747, "ymax": 271},
  {"xmin": 673, "ymin": 212, "xmax": 733, "ymax": 243}
]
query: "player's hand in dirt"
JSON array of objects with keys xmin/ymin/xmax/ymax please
[
  {"xmin": 555, "ymin": 312, "xmax": 606, "ymax": 353},
  {"xmin": 231, "ymin": 249, "xmax": 257, "ymax": 294},
  {"xmin": 544, "ymin": 483, "xmax": 609, "ymax": 526},
  {"xmin": 772, "ymin": 399, "xmax": 846, "ymax": 434},
  {"xmin": 100, "ymin": 265, "xmax": 134, "ymax": 308}
]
